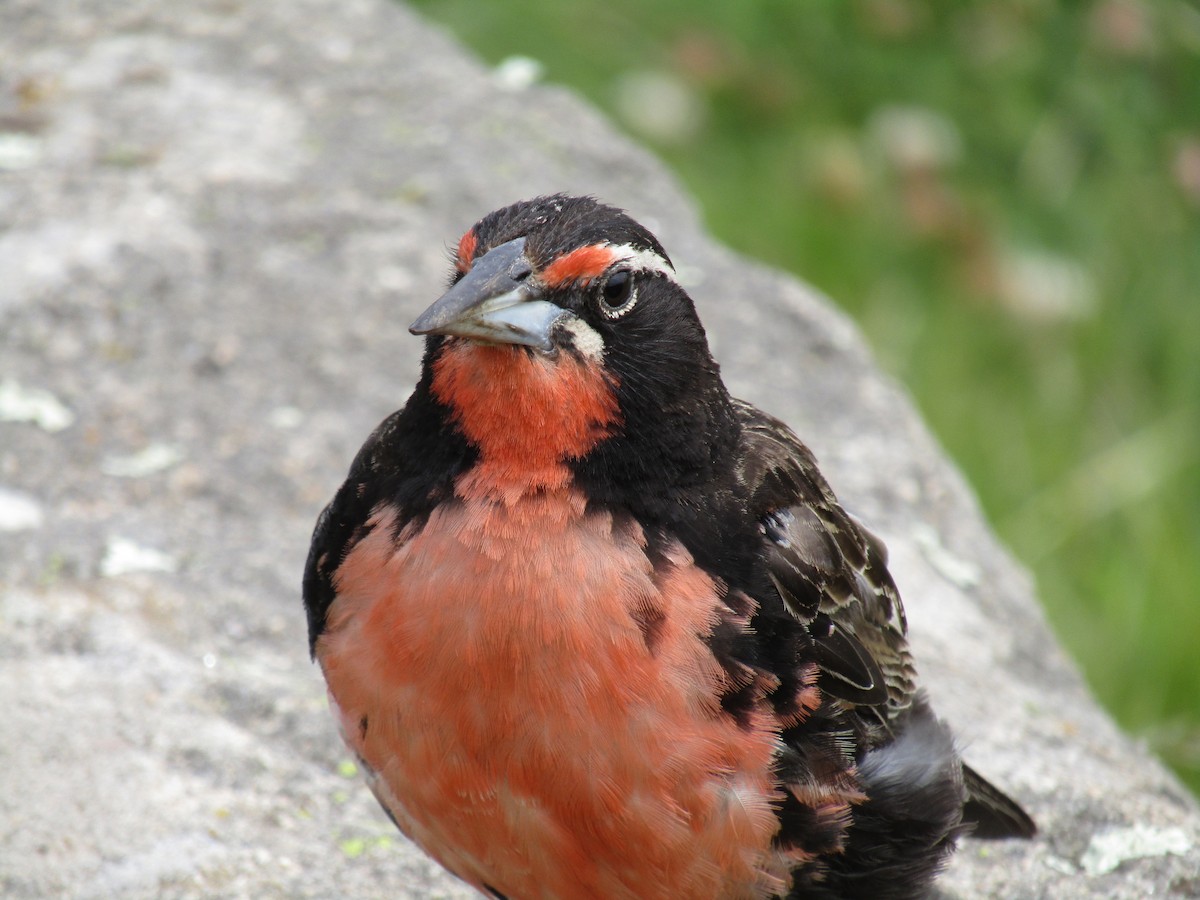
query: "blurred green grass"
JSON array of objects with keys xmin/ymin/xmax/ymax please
[{"xmin": 409, "ymin": 0, "xmax": 1200, "ymax": 794}]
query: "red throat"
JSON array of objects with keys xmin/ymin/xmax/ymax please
[{"xmin": 431, "ymin": 341, "xmax": 620, "ymax": 499}]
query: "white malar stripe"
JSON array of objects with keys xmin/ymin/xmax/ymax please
[
  {"xmin": 558, "ymin": 315, "xmax": 606, "ymax": 360},
  {"xmin": 604, "ymin": 243, "xmax": 677, "ymax": 283}
]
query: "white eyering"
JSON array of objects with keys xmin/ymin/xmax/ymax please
[{"xmin": 594, "ymin": 242, "xmax": 674, "ymax": 322}]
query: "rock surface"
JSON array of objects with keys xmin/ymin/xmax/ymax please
[{"xmin": 1, "ymin": 0, "xmax": 1197, "ymax": 897}]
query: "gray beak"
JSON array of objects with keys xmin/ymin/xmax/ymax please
[{"xmin": 409, "ymin": 236, "xmax": 564, "ymax": 352}]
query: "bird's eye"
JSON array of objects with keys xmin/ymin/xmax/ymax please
[{"xmin": 597, "ymin": 269, "xmax": 637, "ymax": 319}]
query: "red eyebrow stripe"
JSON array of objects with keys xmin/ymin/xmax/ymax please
[
  {"xmin": 540, "ymin": 245, "xmax": 616, "ymax": 289},
  {"xmin": 455, "ymin": 229, "xmax": 478, "ymax": 273}
]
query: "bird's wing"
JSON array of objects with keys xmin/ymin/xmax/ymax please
[
  {"xmin": 734, "ymin": 399, "xmax": 917, "ymax": 730},
  {"xmin": 735, "ymin": 400, "xmax": 1037, "ymax": 841}
]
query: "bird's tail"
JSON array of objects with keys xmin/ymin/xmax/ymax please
[{"xmin": 960, "ymin": 763, "xmax": 1037, "ymax": 839}]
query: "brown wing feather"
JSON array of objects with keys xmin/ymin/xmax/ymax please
[
  {"xmin": 734, "ymin": 399, "xmax": 916, "ymax": 735},
  {"xmin": 735, "ymin": 399, "xmax": 1036, "ymax": 842}
]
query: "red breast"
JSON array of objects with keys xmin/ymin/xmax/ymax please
[{"xmin": 316, "ymin": 343, "xmax": 809, "ymax": 899}]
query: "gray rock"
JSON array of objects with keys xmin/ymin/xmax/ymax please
[{"xmin": 0, "ymin": 0, "xmax": 1195, "ymax": 897}]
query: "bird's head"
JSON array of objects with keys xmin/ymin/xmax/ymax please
[
  {"xmin": 413, "ymin": 194, "xmax": 695, "ymax": 364},
  {"xmin": 409, "ymin": 195, "xmax": 737, "ymax": 500}
]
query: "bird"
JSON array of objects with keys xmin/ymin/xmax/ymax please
[{"xmin": 303, "ymin": 194, "xmax": 1035, "ymax": 900}]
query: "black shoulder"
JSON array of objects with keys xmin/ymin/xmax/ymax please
[
  {"xmin": 302, "ymin": 412, "xmax": 396, "ymax": 657},
  {"xmin": 302, "ymin": 369, "xmax": 476, "ymax": 656}
]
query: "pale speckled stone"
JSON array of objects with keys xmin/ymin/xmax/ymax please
[{"xmin": 0, "ymin": 487, "xmax": 45, "ymax": 532}]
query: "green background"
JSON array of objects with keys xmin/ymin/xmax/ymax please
[{"xmin": 410, "ymin": 0, "xmax": 1200, "ymax": 795}]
